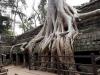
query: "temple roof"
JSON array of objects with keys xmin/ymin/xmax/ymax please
[
  {"xmin": 80, "ymin": 0, "xmax": 99, "ymax": 8},
  {"xmin": 13, "ymin": 25, "xmax": 43, "ymax": 44}
]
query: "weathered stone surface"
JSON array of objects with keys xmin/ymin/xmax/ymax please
[
  {"xmin": 74, "ymin": 32, "xmax": 100, "ymax": 51},
  {"xmin": 74, "ymin": 0, "xmax": 100, "ymax": 52}
]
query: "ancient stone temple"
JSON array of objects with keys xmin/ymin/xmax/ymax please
[{"xmin": 0, "ymin": 0, "xmax": 100, "ymax": 74}]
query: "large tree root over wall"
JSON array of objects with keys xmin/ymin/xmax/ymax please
[
  {"xmin": 25, "ymin": 0, "xmax": 81, "ymax": 75},
  {"xmin": 25, "ymin": 0, "xmax": 79, "ymax": 74}
]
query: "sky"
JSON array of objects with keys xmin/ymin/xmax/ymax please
[
  {"xmin": 15, "ymin": 0, "xmax": 90, "ymax": 35},
  {"xmin": 67, "ymin": 0, "xmax": 89, "ymax": 6}
]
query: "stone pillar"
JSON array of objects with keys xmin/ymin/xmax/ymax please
[
  {"xmin": 0, "ymin": 54, "xmax": 2, "ymax": 65},
  {"xmin": 1, "ymin": 54, "xmax": 3, "ymax": 65},
  {"xmin": 23, "ymin": 53, "xmax": 26, "ymax": 67},
  {"xmin": 0, "ymin": 34, "xmax": 1, "ymax": 41},
  {"xmin": 16, "ymin": 53, "xmax": 18, "ymax": 65},
  {"xmin": 1, "ymin": 54, "xmax": 6, "ymax": 65}
]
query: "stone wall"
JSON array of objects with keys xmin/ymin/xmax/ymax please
[
  {"xmin": 74, "ymin": 31, "xmax": 100, "ymax": 52},
  {"xmin": 0, "ymin": 35, "xmax": 14, "ymax": 65},
  {"xmin": 74, "ymin": 1, "xmax": 100, "ymax": 52},
  {"xmin": 0, "ymin": 35, "xmax": 13, "ymax": 54}
]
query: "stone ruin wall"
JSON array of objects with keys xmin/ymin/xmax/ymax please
[
  {"xmin": 74, "ymin": 0, "xmax": 100, "ymax": 52},
  {"xmin": 0, "ymin": 35, "xmax": 14, "ymax": 52},
  {"xmin": 0, "ymin": 35, "xmax": 14, "ymax": 65}
]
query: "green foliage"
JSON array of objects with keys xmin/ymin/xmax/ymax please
[
  {"xmin": 0, "ymin": 0, "xmax": 27, "ymax": 35},
  {"xmin": 0, "ymin": 15, "xmax": 12, "ymax": 35},
  {"xmin": 19, "ymin": 19, "xmax": 34, "ymax": 32}
]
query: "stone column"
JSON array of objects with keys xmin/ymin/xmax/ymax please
[
  {"xmin": 16, "ymin": 53, "xmax": 18, "ymax": 65},
  {"xmin": 23, "ymin": 53, "xmax": 26, "ymax": 67}
]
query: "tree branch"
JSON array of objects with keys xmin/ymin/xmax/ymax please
[{"xmin": 78, "ymin": 9, "xmax": 100, "ymax": 19}]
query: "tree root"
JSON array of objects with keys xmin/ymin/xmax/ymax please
[{"xmin": 25, "ymin": 0, "xmax": 80, "ymax": 75}]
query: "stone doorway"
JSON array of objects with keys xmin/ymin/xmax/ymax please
[{"xmin": 24, "ymin": 50, "xmax": 30, "ymax": 67}]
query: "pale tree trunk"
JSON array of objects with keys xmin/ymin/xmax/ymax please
[{"xmin": 25, "ymin": 0, "xmax": 79, "ymax": 74}]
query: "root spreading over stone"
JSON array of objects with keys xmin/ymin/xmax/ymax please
[{"xmin": 25, "ymin": 0, "xmax": 79, "ymax": 74}]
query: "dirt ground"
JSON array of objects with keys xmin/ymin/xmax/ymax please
[{"xmin": 5, "ymin": 65, "xmax": 57, "ymax": 75}]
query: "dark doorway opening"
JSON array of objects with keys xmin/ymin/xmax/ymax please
[
  {"xmin": 18, "ymin": 53, "xmax": 24, "ymax": 65},
  {"xmin": 12, "ymin": 54, "xmax": 16, "ymax": 65},
  {"xmin": 24, "ymin": 50, "xmax": 29, "ymax": 67}
]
